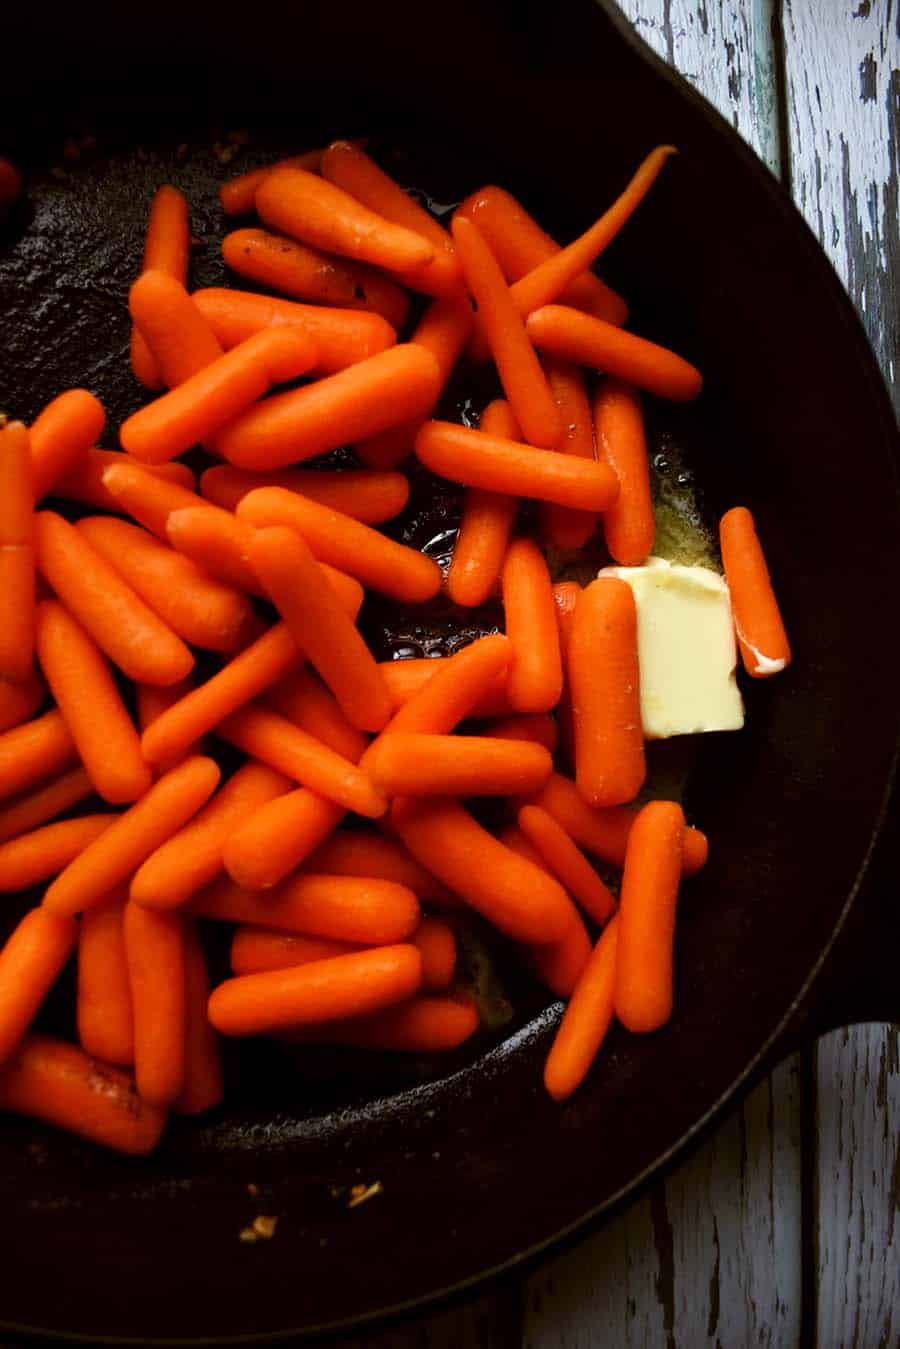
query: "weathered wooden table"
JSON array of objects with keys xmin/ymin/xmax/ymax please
[{"xmin": 336, "ymin": 3, "xmax": 900, "ymax": 1344}]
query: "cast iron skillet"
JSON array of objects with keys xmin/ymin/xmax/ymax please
[{"xmin": 1, "ymin": 0, "xmax": 899, "ymax": 1341}]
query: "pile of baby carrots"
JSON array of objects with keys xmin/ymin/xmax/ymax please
[{"xmin": 0, "ymin": 137, "xmax": 791, "ymax": 1155}]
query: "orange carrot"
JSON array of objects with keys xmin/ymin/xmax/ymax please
[
  {"xmin": 135, "ymin": 677, "xmax": 202, "ymax": 774},
  {"xmin": 304, "ymin": 830, "xmax": 453, "ymax": 905},
  {"xmin": 613, "ymin": 800, "xmax": 684, "ymax": 1032},
  {"xmin": 193, "ymin": 873, "xmax": 420, "ymax": 945},
  {"xmin": 0, "ymin": 815, "xmax": 113, "ymax": 891},
  {"xmin": 594, "ymin": 379, "xmax": 654, "ymax": 564},
  {"xmin": 237, "ymin": 487, "xmax": 442, "ymax": 603},
  {"xmin": 283, "ymin": 993, "xmax": 478, "ymax": 1052},
  {"xmin": 77, "ymin": 894, "xmax": 133, "ymax": 1066},
  {"xmin": 130, "ymin": 270, "xmax": 224, "ymax": 394},
  {"xmin": 502, "ymin": 538, "xmax": 563, "ymax": 714},
  {"xmin": 719, "ymin": 507, "xmax": 791, "ymax": 678},
  {"xmin": 552, "ymin": 579, "xmax": 581, "ymax": 766},
  {"xmin": 487, "ymin": 713, "xmax": 559, "ymax": 752},
  {"xmin": 35, "ymin": 512, "xmax": 194, "ymax": 686},
  {"xmin": 174, "ymin": 920, "xmax": 223, "ymax": 1115},
  {"xmin": 268, "ymin": 667, "xmax": 368, "ymax": 762},
  {"xmin": 216, "ymin": 346, "xmax": 442, "ymax": 471},
  {"xmin": 499, "ymin": 823, "xmax": 592, "ymax": 997},
  {"xmin": 53, "ymin": 450, "xmax": 194, "ymax": 513},
  {"xmin": 392, "ymin": 796, "xmax": 571, "ymax": 944},
  {"xmin": 223, "ymin": 790, "xmax": 347, "ymax": 891},
  {"xmin": 371, "ymin": 732, "xmax": 552, "ymax": 798},
  {"xmin": 193, "ymin": 288, "xmax": 397, "ymax": 376},
  {"xmin": 415, "ymin": 420, "xmax": 619, "ymax": 510},
  {"xmin": 95, "ymin": 461, "xmax": 203, "ymax": 539},
  {"xmin": 219, "ymin": 148, "xmax": 326, "ymax": 214},
  {"xmin": 200, "ymin": 463, "xmax": 409, "ymax": 523},
  {"xmin": 0, "ymin": 421, "xmax": 35, "ymax": 682},
  {"xmin": 379, "ymin": 634, "xmax": 512, "ymax": 738},
  {"xmin": 231, "ymin": 927, "xmax": 357, "ymax": 975},
  {"xmin": 131, "ymin": 186, "xmax": 190, "ymax": 389},
  {"xmin": 29, "ymin": 390, "xmax": 106, "ymax": 501},
  {"xmin": 0, "ymin": 710, "xmax": 77, "ymax": 803},
  {"xmin": 518, "ymin": 805, "xmax": 616, "ymax": 926},
  {"xmin": 164, "ymin": 506, "xmax": 270, "ymax": 594},
  {"xmin": 0, "ymin": 669, "xmax": 45, "ymax": 735},
  {"xmin": 42, "ymin": 756, "xmax": 221, "ymax": 917},
  {"xmin": 451, "ymin": 216, "xmax": 561, "ymax": 449},
  {"xmin": 0, "ymin": 766, "xmax": 91, "ymax": 845},
  {"xmin": 569, "ymin": 578, "xmax": 646, "ymax": 807},
  {"xmin": 222, "ymin": 227, "xmax": 409, "ymax": 331},
  {"xmin": 0, "ymin": 908, "xmax": 78, "ymax": 1064},
  {"xmin": 377, "ymin": 655, "xmax": 514, "ymax": 720},
  {"xmin": 0, "ymin": 1033, "xmax": 166, "ymax": 1154},
  {"xmin": 540, "ymin": 360, "xmax": 598, "ymax": 550},
  {"xmin": 0, "ymin": 156, "xmax": 23, "ymax": 210},
  {"xmin": 209, "ymin": 944, "xmax": 423, "ymax": 1037},
  {"xmin": 130, "ymin": 761, "xmax": 291, "ymax": 910},
  {"xmin": 544, "ymin": 916, "xmax": 619, "ymax": 1101},
  {"xmin": 124, "ymin": 902, "xmax": 186, "ymax": 1107},
  {"xmin": 410, "ymin": 916, "xmax": 457, "ymax": 991},
  {"xmin": 446, "ymin": 398, "xmax": 520, "ymax": 607}
]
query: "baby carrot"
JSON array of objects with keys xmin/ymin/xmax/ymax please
[
  {"xmin": 200, "ymin": 463, "xmax": 409, "ymax": 523},
  {"xmin": 502, "ymin": 539, "xmax": 562, "ymax": 716},
  {"xmin": 231, "ymin": 928, "xmax": 357, "ymax": 975},
  {"xmin": 720, "ymin": 507, "xmax": 791, "ymax": 678},
  {"xmin": 221, "ymin": 789, "xmax": 346, "ymax": 891},
  {"xmin": 0, "ymin": 815, "xmax": 113, "ymax": 892},
  {"xmin": 594, "ymin": 379, "xmax": 654, "ymax": 565},
  {"xmin": 527, "ymin": 306, "xmax": 703, "ymax": 402},
  {"xmin": 0, "ymin": 908, "xmax": 78, "ymax": 1064},
  {"xmin": 381, "ymin": 634, "xmax": 512, "ymax": 737},
  {"xmin": 0, "ymin": 421, "xmax": 35, "ymax": 682},
  {"xmin": 377, "ymin": 654, "xmax": 513, "ymax": 720},
  {"xmin": 216, "ymin": 346, "xmax": 443, "ymax": 471},
  {"xmin": 130, "ymin": 271, "xmax": 224, "ymax": 392},
  {"xmin": 193, "ymin": 873, "xmax": 420, "ymax": 945},
  {"xmin": 451, "ymin": 216, "xmax": 561, "ymax": 449},
  {"xmin": 541, "ymin": 360, "xmax": 597, "ymax": 551},
  {"xmin": 517, "ymin": 805, "xmax": 616, "ymax": 926},
  {"xmin": 544, "ymin": 917, "xmax": 619, "ymax": 1101},
  {"xmin": 498, "ymin": 824, "xmax": 591, "ymax": 998},
  {"xmin": 209, "ymin": 944, "xmax": 423, "ymax": 1037},
  {"xmin": 53, "ymin": 450, "xmax": 194, "ymax": 514},
  {"xmin": 552, "ymin": 580, "xmax": 581, "ymax": 766},
  {"xmin": 173, "ymin": 919, "xmax": 223, "ymax": 1116},
  {"xmin": 42, "ymin": 756, "xmax": 221, "ymax": 917},
  {"xmin": 569, "ymin": 578, "xmax": 646, "ymax": 807},
  {"xmin": 371, "ymin": 732, "xmax": 552, "ymax": 798},
  {"xmin": 415, "ymin": 421, "xmax": 619, "ymax": 511},
  {"xmin": 446, "ymin": 398, "xmax": 520, "ymax": 608},
  {"xmin": 130, "ymin": 761, "xmax": 291, "ymax": 910},
  {"xmin": 268, "ymin": 667, "xmax": 368, "ymax": 762},
  {"xmin": 97, "ymin": 460, "xmax": 204, "ymax": 539},
  {"xmin": 614, "ymin": 801, "xmax": 684, "ymax": 1032},
  {"xmin": 77, "ymin": 894, "xmax": 133, "ymax": 1066},
  {"xmin": 0, "ymin": 1034, "xmax": 166, "ymax": 1155},
  {"xmin": 219, "ymin": 148, "xmax": 326, "ymax": 214},
  {"xmin": 193, "ymin": 288, "xmax": 397, "ymax": 376},
  {"xmin": 131, "ymin": 186, "xmax": 190, "ymax": 389},
  {"xmin": 222, "ymin": 228, "xmax": 409, "ymax": 331},
  {"xmin": 487, "ymin": 713, "xmax": 559, "ymax": 752},
  {"xmin": 304, "ymin": 830, "xmax": 453, "ymax": 905},
  {"xmin": 35, "ymin": 512, "xmax": 194, "ymax": 686},
  {"xmin": 136, "ymin": 677, "xmax": 202, "ymax": 774},
  {"xmin": 124, "ymin": 902, "xmax": 186, "ymax": 1108},
  {"xmin": 29, "ymin": 390, "xmax": 106, "ymax": 501},
  {"xmin": 284, "ymin": 993, "xmax": 479, "ymax": 1053},
  {"xmin": 0, "ymin": 766, "xmax": 91, "ymax": 845},
  {"xmin": 0, "ymin": 669, "xmax": 45, "ymax": 736},
  {"xmin": 0, "ymin": 710, "xmax": 77, "ymax": 803},
  {"xmin": 237, "ymin": 487, "xmax": 442, "ymax": 603},
  {"xmin": 413, "ymin": 917, "xmax": 457, "ymax": 991},
  {"xmin": 0, "ymin": 156, "xmax": 23, "ymax": 210}
]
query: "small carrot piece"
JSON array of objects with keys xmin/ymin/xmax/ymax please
[
  {"xmin": 379, "ymin": 634, "xmax": 512, "ymax": 738},
  {"xmin": 0, "ymin": 908, "xmax": 78, "ymax": 1064},
  {"xmin": 268, "ymin": 667, "xmax": 368, "ymax": 762},
  {"xmin": 222, "ymin": 227, "xmax": 409, "ymax": 331},
  {"xmin": 124, "ymin": 902, "xmax": 186, "ymax": 1107},
  {"xmin": 77, "ymin": 894, "xmax": 133, "ymax": 1067},
  {"xmin": 0, "ymin": 421, "xmax": 35, "ymax": 682},
  {"xmin": 569, "ymin": 578, "xmax": 646, "ymax": 807},
  {"xmin": 131, "ymin": 186, "xmax": 190, "ymax": 390},
  {"xmin": 544, "ymin": 916, "xmax": 619, "ymax": 1101},
  {"xmin": 719, "ymin": 507, "xmax": 791, "ymax": 678},
  {"xmin": 614, "ymin": 801, "xmax": 684, "ymax": 1032},
  {"xmin": 193, "ymin": 873, "xmax": 420, "ymax": 945},
  {"xmin": 35, "ymin": 512, "xmax": 194, "ymax": 687},
  {"xmin": 284, "ymin": 993, "xmax": 479, "ymax": 1053},
  {"xmin": 200, "ymin": 463, "xmax": 409, "ymax": 523},
  {"xmin": 413, "ymin": 917, "xmax": 458, "ymax": 991},
  {"xmin": 53, "ymin": 450, "xmax": 194, "ymax": 514},
  {"xmin": 42, "ymin": 756, "xmax": 221, "ymax": 917},
  {"xmin": 502, "ymin": 538, "xmax": 562, "ymax": 714},
  {"xmin": 130, "ymin": 761, "xmax": 291, "ymax": 910},
  {"xmin": 0, "ymin": 669, "xmax": 45, "ymax": 736},
  {"xmin": 237, "ymin": 487, "xmax": 442, "ymax": 603},
  {"xmin": 216, "ymin": 345, "xmax": 443, "ymax": 471},
  {"xmin": 415, "ymin": 421, "xmax": 619, "ymax": 510},
  {"xmin": 594, "ymin": 379, "xmax": 654, "ymax": 565},
  {"xmin": 487, "ymin": 713, "xmax": 559, "ymax": 752},
  {"xmin": 219, "ymin": 148, "xmax": 326, "ymax": 214},
  {"xmin": 173, "ymin": 920, "xmax": 223, "ymax": 1116},
  {"xmin": 221, "ymin": 791, "xmax": 347, "ymax": 891},
  {"xmin": 446, "ymin": 398, "xmax": 520, "ymax": 608},
  {"xmin": 0, "ymin": 766, "xmax": 91, "ymax": 845},
  {"xmin": 304, "ymin": 830, "xmax": 453, "ymax": 905},
  {"xmin": 371, "ymin": 732, "xmax": 552, "ymax": 798},
  {"xmin": 0, "ymin": 1033, "xmax": 166, "ymax": 1155},
  {"xmin": 136, "ymin": 677, "xmax": 202, "ymax": 774},
  {"xmin": 0, "ymin": 815, "xmax": 113, "ymax": 892},
  {"xmin": 517, "ymin": 805, "xmax": 616, "ymax": 926},
  {"xmin": 29, "ymin": 390, "xmax": 106, "ymax": 501},
  {"xmin": 231, "ymin": 927, "xmax": 358, "ymax": 975},
  {"xmin": 377, "ymin": 655, "xmax": 514, "ymax": 720},
  {"xmin": 540, "ymin": 360, "xmax": 598, "ymax": 550},
  {"xmin": 0, "ymin": 156, "xmax": 23, "ymax": 210},
  {"xmin": 0, "ymin": 710, "xmax": 77, "ymax": 803},
  {"xmin": 129, "ymin": 270, "xmax": 224, "ymax": 394}
]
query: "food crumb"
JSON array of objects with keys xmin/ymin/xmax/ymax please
[
  {"xmin": 246, "ymin": 1182, "xmax": 260, "ymax": 1197},
  {"xmin": 347, "ymin": 1180, "xmax": 383, "ymax": 1209},
  {"xmin": 239, "ymin": 1214, "xmax": 278, "ymax": 1243}
]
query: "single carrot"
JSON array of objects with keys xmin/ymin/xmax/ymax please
[
  {"xmin": 0, "ymin": 908, "xmax": 78, "ymax": 1064},
  {"xmin": 613, "ymin": 801, "xmax": 684, "ymax": 1032},
  {"xmin": 451, "ymin": 216, "xmax": 561, "ymax": 449},
  {"xmin": 135, "ymin": 677, "xmax": 202, "ymax": 774},
  {"xmin": 200, "ymin": 463, "xmax": 409, "ymax": 523},
  {"xmin": 94, "ymin": 461, "xmax": 203, "ymax": 539},
  {"xmin": 131, "ymin": 186, "xmax": 190, "ymax": 389},
  {"xmin": 552, "ymin": 580, "xmax": 581, "ymax": 767},
  {"xmin": 124, "ymin": 902, "xmax": 186, "ymax": 1107},
  {"xmin": 0, "ymin": 710, "xmax": 77, "ymax": 803},
  {"xmin": 268, "ymin": 667, "xmax": 368, "ymax": 762},
  {"xmin": 569, "ymin": 578, "xmax": 646, "ymax": 807},
  {"xmin": 237, "ymin": 487, "xmax": 442, "ymax": 603},
  {"xmin": 0, "ymin": 421, "xmax": 35, "ymax": 682},
  {"xmin": 544, "ymin": 916, "xmax": 619, "ymax": 1101},
  {"xmin": 219, "ymin": 148, "xmax": 326, "ymax": 214},
  {"xmin": 209, "ymin": 944, "xmax": 423, "ymax": 1037},
  {"xmin": 231, "ymin": 927, "xmax": 357, "ymax": 975},
  {"xmin": 77, "ymin": 894, "xmax": 133, "ymax": 1066},
  {"xmin": 35, "ymin": 512, "xmax": 194, "ymax": 687},
  {"xmin": 540, "ymin": 360, "xmax": 597, "ymax": 550},
  {"xmin": 0, "ymin": 156, "xmax": 23, "ymax": 210},
  {"xmin": 410, "ymin": 917, "xmax": 457, "ymax": 991},
  {"xmin": 377, "ymin": 655, "xmax": 514, "ymax": 720},
  {"xmin": 29, "ymin": 390, "xmax": 106, "ymax": 501},
  {"xmin": 371, "ymin": 732, "xmax": 552, "ymax": 798},
  {"xmin": 446, "ymin": 398, "xmax": 520, "ymax": 608},
  {"xmin": 216, "ymin": 346, "xmax": 443, "ymax": 472},
  {"xmin": 517, "ymin": 805, "xmax": 616, "ymax": 926},
  {"xmin": 130, "ymin": 761, "xmax": 291, "ymax": 910},
  {"xmin": 0, "ymin": 815, "xmax": 113, "ymax": 892},
  {"xmin": 501, "ymin": 538, "xmax": 562, "ymax": 714},
  {"xmin": 193, "ymin": 873, "xmax": 420, "ymax": 945},
  {"xmin": 415, "ymin": 421, "xmax": 619, "ymax": 510},
  {"xmin": 594, "ymin": 379, "xmax": 654, "ymax": 565},
  {"xmin": 130, "ymin": 270, "xmax": 224, "ymax": 394},
  {"xmin": 392, "ymin": 796, "xmax": 571, "ymax": 944},
  {"xmin": 53, "ymin": 450, "xmax": 194, "ymax": 513},
  {"xmin": 221, "ymin": 789, "xmax": 346, "ymax": 891},
  {"xmin": 42, "ymin": 756, "xmax": 221, "ymax": 917},
  {"xmin": 193, "ymin": 288, "xmax": 397, "ymax": 376},
  {"xmin": 720, "ymin": 507, "xmax": 791, "ymax": 678},
  {"xmin": 173, "ymin": 920, "xmax": 223, "ymax": 1116},
  {"xmin": 487, "ymin": 713, "xmax": 559, "ymax": 752},
  {"xmin": 284, "ymin": 993, "xmax": 479, "ymax": 1053},
  {"xmin": 0, "ymin": 1033, "xmax": 166, "ymax": 1155},
  {"xmin": 498, "ymin": 823, "xmax": 592, "ymax": 997},
  {"xmin": 0, "ymin": 766, "xmax": 92, "ymax": 845},
  {"xmin": 378, "ymin": 634, "xmax": 512, "ymax": 738},
  {"xmin": 222, "ymin": 227, "xmax": 409, "ymax": 331},
  {"xmin": 0, "ymin": 669, "xmax": 45, "ymax": 735},
  {"xmin": 303, "ymin": 830, "xmax": 453, "ymax": 905},
  {"xmin": 164, "ymin": 505, "xmax": 269, "ymax": 594}
]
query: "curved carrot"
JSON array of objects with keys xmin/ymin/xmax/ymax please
[
  {"xmin": 451, "ymin": 216, "xmax": 561, "ymax": 449},
  {"xmin": 131, "ymin": 186, "xmax": 190, "ymax": 390},
  {"xmin": 174, "ymin": 920, "xmax": 223, "ymax": 1116},
  {"xmin": 304, "ymin": 830, "xmax": 452, "ymax": 905},
  {"xmin": 0, "ymin": 766, "xmax": 91, "ymax": 845},
  {"xmin": 0, "ymin": 421, "xmax": 35, "ymax": 682},
  {"xmin": 541, "ymin": 360, "xmax": 597, "ymax": 550},
  {"xmin": 129, "ymin": 270, "xmax": 224, "ymax": 394},
  {"xmin": 136, "ymin": 677, "xmax": 202, "ymax": 774},
  {"xmin": 193, "ymin": 873, "xmax": 420, "ymax": 945},
  {"xmin": 219, "ymin": 148, "xmax": 326, "ymax": 214},
  {"xmin": 200, "ymin": 463, "xmax": 409, "ymax": 523},
  {"xmin": 380, "ymin": 633, "xmax": 512, "ymax": 738},
  {"xmin": 77, "ymin": 894, "xmax": 133, "ymax": 1067},
  {"xmin": 544, "ymin": 916, "xmax": 619, "ymax": 1101},
  {"xmin": 53, "ymin": 450, "xmax": 194, "ymax": 513},
  {"xmin": 517, "ymin": 805, "xmax": 616, "ymax": 926},
  {"xmin": 216, "ymin": 346, "xmax": 443, "ymax": 471},
  {"xmin": 594, "ymin": 379, "xmax": 654, "ymax": 565},
  {"xmin": 446, "ymin": 398, "xmax": 520, "ymax": 608},
  {"xmin": 377, "ymin": 653, "xmax": 513, "ymax": 720},
  {"xmin": 29, "ymin": 390, "xmax": 106, "ymax": 501},
  {"xmin": 0, "ymin": 815, "xmax": 113, "ymax": 891},
  {"xmin": 222, "ymin": 789, "xmax": 346, "ymax": 891},
  {"xmin": 499, "ymin": 823, "xmax": 592, "ymax": 998},
  {"xmin": 124, "ymin": 902, "xmax": 186, "ymax": 1108},
  {"xmin": 0, "ymin": 908, "xmax": 78, "ymax": 1064},
  {"xmin": 371, "ymin": 732, "xmax": 552, "ymax": 798},
  {"xmin": 415, "ymin": 420, "xmax": 619, "ymax": 510},
  {"xmin": 613, "ymin": 800, "xmax": 684, "ymax": 1032},
  {"xmin": 222, "ymin": 227, "xmax": 409, "ymax": 331},
  {"xmin": 569, "ymin": 578, "xmax": 646, "ymax": 807},
  {"xmin": 0, "ymin": 710, "xmax": 77, "ymax": 803},
  {"xmin": 284, "ymin": 993, "xmax": 478, "ymax": 1052},
  {"xmin": 0, "ymin": 156, "xmax": 23, "ymax": 210},
  {"xmin": 502, "ymin": 539, "xmax": 563, "ymax": 714},
  {"xmin": 0, "ymin": 669, "xmax": 45, "ymax": 736},
  {"xmin": 42, "ymin": 756, "xmax": 221, "ymax": 917},
  {"xmin": 268, "ymin": 667, "xmax": 368, "ymax": 762},
  {"xmin": 487, "ymin": 713, "xmax": 559, "ymax": 752},
  {"xmin": 719, "ymin": 507, "xmax": 791, "ymax": 678}
]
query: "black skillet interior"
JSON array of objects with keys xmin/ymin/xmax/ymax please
[{"xmin": 1, "ymin": 0, "xmax": 899, "ymax": 1342}]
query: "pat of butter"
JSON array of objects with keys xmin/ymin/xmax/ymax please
[{"xmin": 599, "ymin": 557, "xmax": 745, "ymax": 739}]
